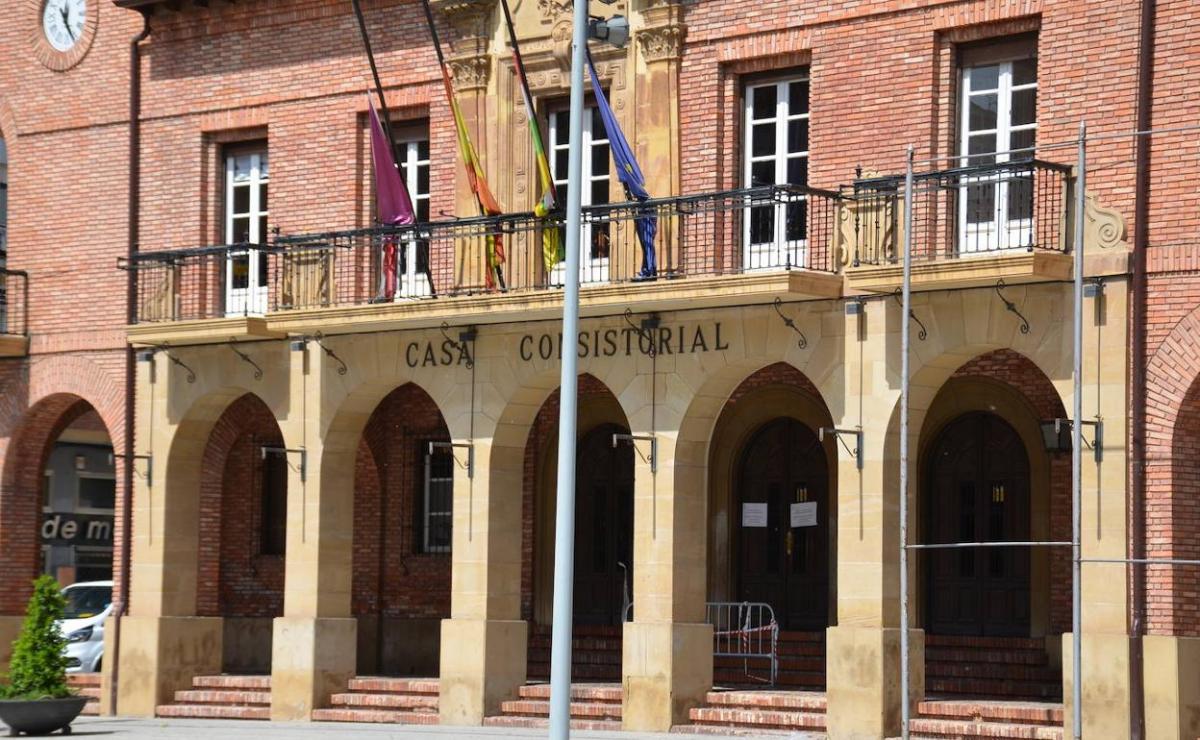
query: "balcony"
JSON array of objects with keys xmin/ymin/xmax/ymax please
[
  {"xmin": 122, "ymin": 186, "xmax": 847, "ymax": 342},
  {"xmin": 0, "ymin": 268, "xmax": 29, "ymax": 357},
  {"xmin": 845, "ymin": 159, "xmax": 1076, "ymax": 293}
]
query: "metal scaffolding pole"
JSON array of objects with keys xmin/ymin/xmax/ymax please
[
  {"xmin": 1071, "ymin": 120, "xmax": 1086, "ymax": 740},
  {"xmin": 899, "ymin": 144, "xmax": 914, "ymax": 740}
]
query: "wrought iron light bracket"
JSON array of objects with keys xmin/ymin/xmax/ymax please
[
  {"xmin": 1055, "ymin": 417, "xmax": 1104, "ymax": 463},
  {"xmin": 773, "ymin": 297, "xmax": 808, "ymax": 349},
  {"xmin": 892, "ymin": 289, "xmax": 927, "ymax": 341},
  {"xmin": 430, "ymin": 441, "xmax": 474, "ymax": 478},
  {"xmin": 612, "ymin": 433, "xmax": 657, "ymax": 473},
  {"xmin": 110, "ymin": 452, "xmax": 153, "ymax": 488},
  {"xmin": 819, "ymin": 426, "xmax": 863, "ymax": 470},
  {"xmin": 623, "ymin": 308, "xmax": 660, "ymax": 356},
  {"xmin": 227, "ymin": 341, "xmax": 263, "ymax": 380},
  {"xmin": 140, "ymin": 344, "xmax": 196, "ymax": 384},
  {"xmin": 994, "ymin": 279, "xmax": 1031, "ymax": 334},
  {"xmin": 439, "ymin": 322, "xmax": 477, "ymax": 369},
  {"xmin": 261, "ymin": 446, "xmax": 307, "ymax": 482}
]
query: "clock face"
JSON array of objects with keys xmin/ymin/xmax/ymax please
[{"xmin": 42, "ymin": 0, "xmax": 87, "ymax": 53}]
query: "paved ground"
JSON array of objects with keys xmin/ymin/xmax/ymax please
[{"xmin": 11, "ymin": 717, "xmax": 825, "ymax": 739}]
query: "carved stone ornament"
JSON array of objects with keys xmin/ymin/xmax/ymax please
[
  {"xmin": 636, "ymin": 22, "xmax": 685, "ymax": 62},
  {"xmin": 1084, "ymin": 193, "xmax": 1129, "ymax": 250},
  {"xmin": 449, "ymin": 55, "xmax": 491, "ymax": 90},
  {"xmin": 433, "ymin": 0, "xmax": 492, "ymax": 37},
  {"xmin": 537, "ymin": 0, "xmax": 570, "ymax": 21},
  {"xmin": 551, "ymin": 20, "xmax": 573, "ymax": 70}
]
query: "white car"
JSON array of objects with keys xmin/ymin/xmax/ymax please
[{"xmin": 59, "ymin": 581, "xmax": 112, "ymax": 674}]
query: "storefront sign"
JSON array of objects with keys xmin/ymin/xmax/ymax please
[
  {"xmin": 40, "ymin": 513, "xmax": 114, "ymax": 547},
  {"xmin": 519, "ymin": 323, "xmax": 730, "ymax": 362}
]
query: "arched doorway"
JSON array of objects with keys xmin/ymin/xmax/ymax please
[
  {"xmin": 572, "ymin": 422, "xmax": 634, "ymax": 627},
  {"xmin": 734, "ymin": 417, "xmax": 829, "ymax": 631},
  {"xmin": 923, "ymin": 411, "xmax": 1031, "ymax": 637}
]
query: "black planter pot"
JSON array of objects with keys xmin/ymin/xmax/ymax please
[{"xmin": 0, "ymin": 697, "xmax": 88, "ymax": 736}]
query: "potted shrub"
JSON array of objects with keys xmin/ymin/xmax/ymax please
[{"xmin": 0, "ymin": 575, "xmax": 87, "ymax": 736}]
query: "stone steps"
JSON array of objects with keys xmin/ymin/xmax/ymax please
[
  {"xmin": 67, "ymin": 673, "xmax": 101, "ymax": 716},
  {"xmin": 910, "ymin": 698, "xmax": 1064, "ymax": 739},
  {"xmin": 155, "ymin": 674, "xmax": 271, "ymax": 720},
  {"xmin": 679, "ymin": 689, "xmax": 827, "ymax": 734},
  {"xmin": 483, "ymin": 682, "xmax": 622, "ymax": 728},
  {"xmin": 925, "ymin": 636, "xmax": 1061, "ymax": 700},
  {"xmin": 312, "ymin": 676, "xmax": 440, "ymax": 725}
]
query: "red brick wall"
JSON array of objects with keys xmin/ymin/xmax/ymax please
[
  {"xmin": 196, "ymin": 393, "xmax": 284, "ymax": 618},
  {"xmin": 350, "ymin": 383, "xmax": 451, "ymax": 620},
  {"xmin": 951, "ymin": 349, "xmax": 1071, "ymax": 632}
]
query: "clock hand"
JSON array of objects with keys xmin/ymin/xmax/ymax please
[{"xmin": 60, "ymin": 7, "xmax": 76, "ymax": 40}]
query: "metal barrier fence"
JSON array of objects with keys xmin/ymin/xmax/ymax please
[
  {"xmin": 851, "ymin": 159, "xmax": 1072, "ymax": 266},
  {"xmin": 121, "ymin": 185, "xmax": 845, "ymax": 323},
  {"xmin": 0, "ymin": 268, "xmax": 28, "ymax": 336},
  {"xmin": 706, "ymin": 601, "xmax": 779, "ymax": 686}
]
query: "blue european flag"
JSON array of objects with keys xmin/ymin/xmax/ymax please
[{"xmin": 585, "ymin": 49, "xmax": 657, "ymax": 280}]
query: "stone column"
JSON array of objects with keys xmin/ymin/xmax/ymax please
[
  {"xmin": 623, "ymin": 407, "xmax": 713, "ymax": 731},
  {"xmin": 825, "ymin": 300, "xmax": 923, "ymax": 740},
  {"xmin": 439, "ymin": 431, "xmax": 528, "ymax": 725},
  {"xmin": 114, "ymin": 353, "xmax": 222, "ymax": 717},
  {"xmin": 1062, "ymin": 279, "xmax": 1132, "ymax": 738},
  {"xmin": 270, "ymin": 346, "xmax": 356, "ymax": 721}
]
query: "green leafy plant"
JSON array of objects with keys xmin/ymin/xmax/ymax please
[{"xmin": 0, "ymin": 575, "xmax": 72, "ymax": 700}]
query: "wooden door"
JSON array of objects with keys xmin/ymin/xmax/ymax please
[
  {"xmin": 925, "ymin": 412, "xmax": 1031, "ymax": 636},
  {"xmin": 572, "ymin": 423, "xmax": 634, "ymax": 626},
  {"xmin": 736, "ymin": 418, "xmax": 829, "ymax": 630}
]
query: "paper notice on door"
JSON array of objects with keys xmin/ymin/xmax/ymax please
[
  {"xmin": 741, "ymin": 503, "xmax": 768, "ymax": 528},
  {"xmin": 790, "ymin": 502, "xmax": 817, "ymax": 528}
]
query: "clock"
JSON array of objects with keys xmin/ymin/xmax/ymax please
[{"xmin": 29, "ymin": 0, "xmax": 97, "ymax": 71}]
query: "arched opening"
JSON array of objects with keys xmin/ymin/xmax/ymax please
[
  {"xmin": 914, "ymin": 349, "xmax": 1067, "ymax": 701},
  {"xmin": 1, "ymin": 395, "xmax": 116, "ymax": 676},
  {"xmin": 923, "ymin": 411, "xmax": 1030, "ymax": 636},
  {"xmin": 195, "ymin": 393, "xmax": 287, "ymax": 675},
  {"xmin": 527, "ymin": 375, "xmax": 632, "ymax": 680},
  {"xmin": 706, "ymin": 362, "xmax": 836, "ymax": 689},
  {"xmin": 351, "ymin": 383, "xmax": 451, "ymax": 677},
  {"xmin": 735, "ymin": 417, "xmax": 829, "ymax": 631}
]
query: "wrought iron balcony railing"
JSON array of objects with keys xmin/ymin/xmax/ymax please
[
  {"xmin": 123, "ymin": 185, "xmax": 845, "ymax": 323},
  {"xmin": 849, "ymin": 159, "xmax": 1073, "ymax": 266},
  {"xmin": 0, "ymin": 268, "xmax": 28, "ymax": 336}
]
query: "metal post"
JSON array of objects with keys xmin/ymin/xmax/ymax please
[
  {"xmin": 899, "ymin": 145, "xmax": 914, "ymax": 739},
  {"xmin": 548, "ymin": 0, "xmax": 591, "ymax": 735},
  {"xmin": 1071, "ymin": 121, "xmax": 1086, "ymax": 740}
]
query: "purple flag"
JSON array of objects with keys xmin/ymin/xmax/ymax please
[{"xmin": 368, "ymin": 95, "xmax": 415, "ymax": 226}]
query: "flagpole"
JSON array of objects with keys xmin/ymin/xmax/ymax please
[{"xmin": 548, "ymin": 0, "xmax": 590, "ymax": 735}]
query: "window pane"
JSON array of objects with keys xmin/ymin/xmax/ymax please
[
  {"xmin": 966, "ymin": 182, "xmax": 997, "ymax": 224},
  {"xmin": 1007, "ymin": 176, "xmax": 1033, "ymax": 222},
  {"xmin": 232, "ymin": 155, "xmax": 254, "ymax": 182},
  {"xmin": 967, "ymin": 133, "xmax": 996, "ymax": 164},
  {"xmin": 554, "ymin": 111, "xmax": 569, "ymax": 141},
  {"xmin": 1009, "ymin": 128, "xmax": 1036, "ymax": 160},
  {"xmin": 260, "ymin": 183, "xmax": 268, "ymax": 212},
  {"xmin": 554, "ymin": 148, "xmax": 568, "ymax": 179},
  {"xmin": 417, "ymin": 164, "xmax": 430, "ymax": 195},
  {"xmin": 591, "ymin": 142, "xmax": 609, "ymax": 177},
  {"xmin": 257, "ymin": 248, "xmax": 268, "ymax": 287},
  {"xmin": 590, "ymin": 106, "xmax": 607, "ymax": 140},
  {"xmin": 1011, "ymin": 88, "xmax": 1036, "ymax": 127},
  {"xmin": 231, "ymin": 254, "xmax": 249, "ymax": 289},
  {"xmin": 787, "ymin": 156, "xmax": 808, "ymax": 187},
  {"xmin": 259, "ymin": 152, "xmax": 269, "ymax": 178},
  {"xmin": 258, "ymin": 216, "xmax": 268, "ymax": 243},
  {"xmin": 417, "ymin": 140, "xmax": 430, "ymax": 160},
  {"xmin": 749, "ymin": 205, "xmax": 774, "ymax": 243},
  {"xmin": 78, "ymin": 477, "xmax": 115, "ymax": 510},
  {"xmin": 591, "ymin": 223, "xmax": 610, "ymax": 260},
  {"xmin": 751, "ymin": 122, "xmax": 776, "ymax": 157},
  {"xmin": 750, "ymin": 160, "xmax": 774, "ymax": 187},
  {"xmin": 591, "ymin": 178, "xmax": 609, "ymax": 206},
  {"xmin": 788, "ymin": 119, "xmax": 809, "ymax": 154},
  {"xmin": 231, "ymin": 217, "xmax": 250, "ymax": 244},
  {"xmin": 1012, "ymin": 57, "xmax": 1037, "ymax": 85},
  {"xmin": 417, "ymin": 200, "xmax": 430, "ymax": 222},
  {"xmin": 786, "ymin": 200, "xmax": 808, "ymax": 242},
  {"xmin": 233, "ymin": 185, "xmax": 250, "ymax": 214},
  {"xmin": 968, "ymin": 64, "xmax": 999, "ymax": 91},
  {"xmin": 968, "ymin": 94, "xmax": 998, "ymax": 131},
  {"xmin": 751, "ymin": 85, "xmax": 777, "ymax": 120},
  {"xmin": 788, "ymin": 80, "xmax": 809, "ymax": 116}
]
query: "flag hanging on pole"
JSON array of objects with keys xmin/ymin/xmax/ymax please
[
  {"xmin": 420, "ymin": 0, "xmax": 507, "ymax": 291},
  {"xmin": 499, "ymin": 0, "xmax": 562, "ymax": 278},
  {"xmin": 367, "ymin": 94, "xmax": 416, "ymax": 300},
  {"xmin": 585, "ymin": 48, "xmax": 657, "ymax": 280}
]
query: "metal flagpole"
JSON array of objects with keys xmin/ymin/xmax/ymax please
[
  {"xmin": 351, "ymin": 0, "xmax": 408, "ymax": 174},
  {"xmin": 899, "ymin": 144, "xmax": 914, "ymax": 740},
  {"xmin": 1071, "ymin": 120, "xmax": 1086, "ymax": 740},
  {"xmin": 548, "ymin": 0, "xmax": 591, "ymax": 735}
]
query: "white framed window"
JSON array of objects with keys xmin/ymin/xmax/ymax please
[
  {"xmin": 420, "ymin": 443, "xmax": 453, "ymax": 554},
  {"xmin": 548, "ymin": 105, "xmax": 610, "ymax": 285},
  {"xmin": 224, "ymin": 149, "xmax": 269, "ymax": 316},
  {"xmin": 743, "ymin": 75, "xmax": 810, "ymax": 270},
  {"xmin": 958, "ymin": 57, "xmax": 1037, "ymax": 253},
  {"xmin": 75, "ymin": 472, "xmax": 116, "ymax": 515},
  {"xmin": 389, "ymin": 129, "xmax": 432, "ymax": 299}
]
